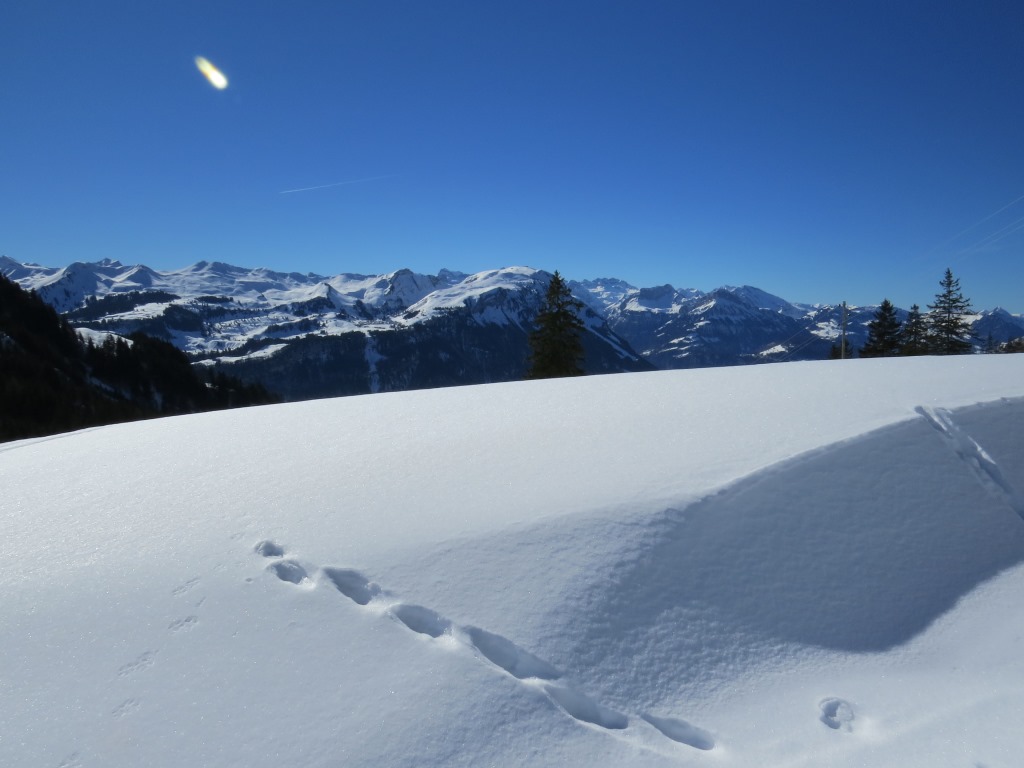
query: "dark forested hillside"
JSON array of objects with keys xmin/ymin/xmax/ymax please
[{"xmin": 0, "ymin": 274, "xmax": 276, "ymax": 442}]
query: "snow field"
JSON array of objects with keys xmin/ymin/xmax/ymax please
[{"xmin": 1, "ymin": 355, "xmax": 1023, "ymax": 767}]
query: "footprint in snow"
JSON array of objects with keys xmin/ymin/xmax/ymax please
[
  {"xmin": 117, "ymin": 650, "xmax": 157, "ymax": 677},
  {"xmin": 254, "ymin": 540, "xmax": 286, "ymax": 558},
  {"xmin": 255, "ymin": 541, "xmax": 313, "ymax": 585},
  {"xmin": 545, "ymin": 685, "xmax": 628, "ymax": 730},
  {"xmin": 322, "ymin": 567, "xmax": 382, "ymax": 605},
  {"xmin": 391, "ymin": 603, "xmax": 452, "ymax": 638},
  {"xmin": 819, "ymin": 697, "xmax": 854, "ymax": 731},
  {"xmin": 172, "ymin": 576, "xmax": 200, "ymax": 596},
  {"xmin": 267, "ymin": 559, "xmax": 310, "ymax": 585},
  {"xmin": 466, "ymin": 626, "xmax": 561, "ymax": 681},
  {"xmin": 641, "ymin": 713, "xmax": 715, "ymax": 750},
  {"xmin": 111, "ymin": 697, "xmax": 141, "ymax": 718},
  {"xmin": 168, "ymin": 616, "xmax": 198, "ymax": 633}
]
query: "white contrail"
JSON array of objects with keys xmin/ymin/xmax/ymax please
[
  {"xmin": 279, "ymin": 175, "xmax": 397, "ymax": 194},
  {"xmin": 957, "ymin": 211, "xmax": 1024, "ymax": 255},
  {"xmin": 920, "ymin": 190, "xmax": 1024, "ymax": 260},
  {"xmin": 945, "ymin": 191, "xmax": 1024, "ymax": 242}
]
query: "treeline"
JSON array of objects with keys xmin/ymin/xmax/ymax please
[
  {"xmin": 832, "ymin": 268, "xmax": 1023, "ymax": 359},
  {"xmin": 0, "ymin": 273, "xmax": 277, "ymax": 443}
]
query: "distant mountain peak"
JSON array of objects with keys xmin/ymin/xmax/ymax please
[{"xmin": 4, "ymin": 256, "xmax": 1022, "ymax": 400}]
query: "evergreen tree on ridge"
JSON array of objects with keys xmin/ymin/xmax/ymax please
[
  {"xmin": 898, "ymin": 304, "xmax": 930, "ymax": 356},
  {"xmin": 927, "ymin": 268, "xmax": 974, "ymax": 355},
  {"xmin": 860, "ymin": 299, "xmax": 903, "ymax": 357},
  {"xmin": 526, "ymin": 271, "xmax": 586, "ymax": 379}
]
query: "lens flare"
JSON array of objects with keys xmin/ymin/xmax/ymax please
[{"xmin": 194, "ymin": 56, "xmax": 228, "ymax": 90}]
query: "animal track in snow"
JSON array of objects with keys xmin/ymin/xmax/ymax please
[
  {"xmin": 322, "ymin": 567, "xmax": 382, "ymax": 605},
  {"xmin": 545, "ymin": 685, "xmax": 628, "ymax": 730},
  {"xmin": 916, "ymin": 406, "xmax": 1024, "ymax": 521},
  {"xmin": 255, "ymin": 542, "xmax": 313, "ymax": 585},
  {"xmin": 258, "ymin": 545, "xmax": 714, "ymax": 749},
  {"xmin": 112, "ymin": 697, "xmax": 141, "ymax": 719},
  {"xmin": 267, "ymin": 559, "xmax": 309, "ymax": 585},
  {"xmin": 392, "ymin": 604, "xmax": 451, "ymax": 638},
  {"xmin": 168, "ymin": 615, "xmax": 198, "ymax": 633},
  {"xmin": 255, "ymin": 540, "xmax": 285, "ymax": 558},
  {"xmin": 466, "ymin": 626, "xmax": 561, "ymax": 681},
  {"xmin": 641, "ymin": 712, "xmax": 716, "ymax": 749},
  {"xmin": 105, "ymin": 566, "xmax": 208, "ymax": 762},
  {"xmin": 819, "ymin": 697, "xmax": 854, "ymax": 731},
  {"xmin": 117, "ymin": 651, "xmax": 156, "ymax": 678},
  {"xmin": 172, "ymin": 577, "xmax": 200, "ymax": 596}
]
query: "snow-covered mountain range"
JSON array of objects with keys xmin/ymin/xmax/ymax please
[
  {"xmin": 3, "ymin": 256, "xmax": 1022, "ymax": 399},
  {"xmin": 575, "ymin": 279, "xmax": 1024, "ymax": 366}
]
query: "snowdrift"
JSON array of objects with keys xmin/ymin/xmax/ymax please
[{"xmin": 2, "ymin": 356, "xmax": 1023, "ymax": 767}]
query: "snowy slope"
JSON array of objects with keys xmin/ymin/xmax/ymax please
[{"xmin": 2, "ymin": 356, "xmax": 1024, "ymax": 767}]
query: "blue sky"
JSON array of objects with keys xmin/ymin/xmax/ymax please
[{"xmin": 3, "ymin": 1, "xmax": 1023, "ymax": 311}]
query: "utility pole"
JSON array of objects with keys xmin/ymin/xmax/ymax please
[{"xmin": 840, "ymin": 301, "xmax": 848, "ymax": 360}]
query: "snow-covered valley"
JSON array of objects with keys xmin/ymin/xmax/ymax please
[{"xmin": 2, "ymin": 355, "xmax": 1024, "ymax": 767}]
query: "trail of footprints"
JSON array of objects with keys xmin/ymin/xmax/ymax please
[
  {"xmin": 73, "ymin": 532, "xmax": 857, "ymax": 765},
  {"xmin": 117, "ymin": 650, "xmax": 156, "ymax": 678},
  {"xmin": 916, "ymin": 405, "xmax": 1024, "ymax": 521},
  {"xmin": 107, "ymin": 573, "xmax": 206, "ymax": 723},
  {"xmin": 255, "ymin": 540, "xmax": 716, "ymax": 751}
]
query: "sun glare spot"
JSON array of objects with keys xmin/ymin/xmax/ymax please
[{"xmin": 194, "ymin": 56, "xmax": 228, "ymax": 90}]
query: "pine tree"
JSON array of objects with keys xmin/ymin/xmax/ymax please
[
  {"xmin": 828, "ymin": 339, "xmax": 856, "ymax": 359},
  {"xmin": 1002, "ymin": 337, "xmax": 1024, "ymax": 353},
  {"xmin": 0, "ymin": 272, "xmax": 277, "ymax": 442},
  {"xmin": 859, "ymin": 299, "xmax": 902, "ymax": 358},
  {"xmin": 926, "ymin": 268, "xmax": 974, "ymax": 355},
  {"xmin": 526, "ymin": 271, "xmax": 585, "ymax": 379},
  {"xmin": 898, "ymin": 304, "xmax": 929, "ymax": 356}
]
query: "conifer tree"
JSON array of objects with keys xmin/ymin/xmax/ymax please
[
  {"xmin": 1002, "ymin": 337, "xmax": 1024, "ymax": 354},
  {"xmin": 828, "ymin": 339, "xmax": 856, "ymax": 359},
  {"xmin": 859, "ymin": 299, "xmax": 902, "ymax": 358},
  {"xmin": 526, "ymin": 271, "xmax": 585, "ymax": 379},
  {"xmin": 898, "ymin": 304, "xmax": 929, "ymax": 356},
  {"xmin": 926, "ymin": 268, "xmax": 974, "ymax": 355}
]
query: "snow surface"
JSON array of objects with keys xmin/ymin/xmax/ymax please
[
  {"xmin": 193, "ymin": 343, "xmax": 288, "ymax": 365},
  {"xmin": 76, "ymin": 327, "xmax": 133, "ymax": 348},
  {"xmin": 3, "ymin": 356, "xmax": 1024, "ymax": 767},
  {"xmin": 402, "ymin": 267, "xmax": 540, "ymax": 323}
]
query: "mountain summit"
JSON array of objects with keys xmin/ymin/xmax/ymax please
[
  {"xmin": 4, "ymin": 258, "xmax": 1023, "ymax": 400},
  {"xmin": 3, "ymin": 259, "xmax": 650, "ymax": 399}
]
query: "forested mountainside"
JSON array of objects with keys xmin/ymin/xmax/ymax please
[{"xmin": 0, "ymin": 274, "xmax": 275, "ymax": 442}]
